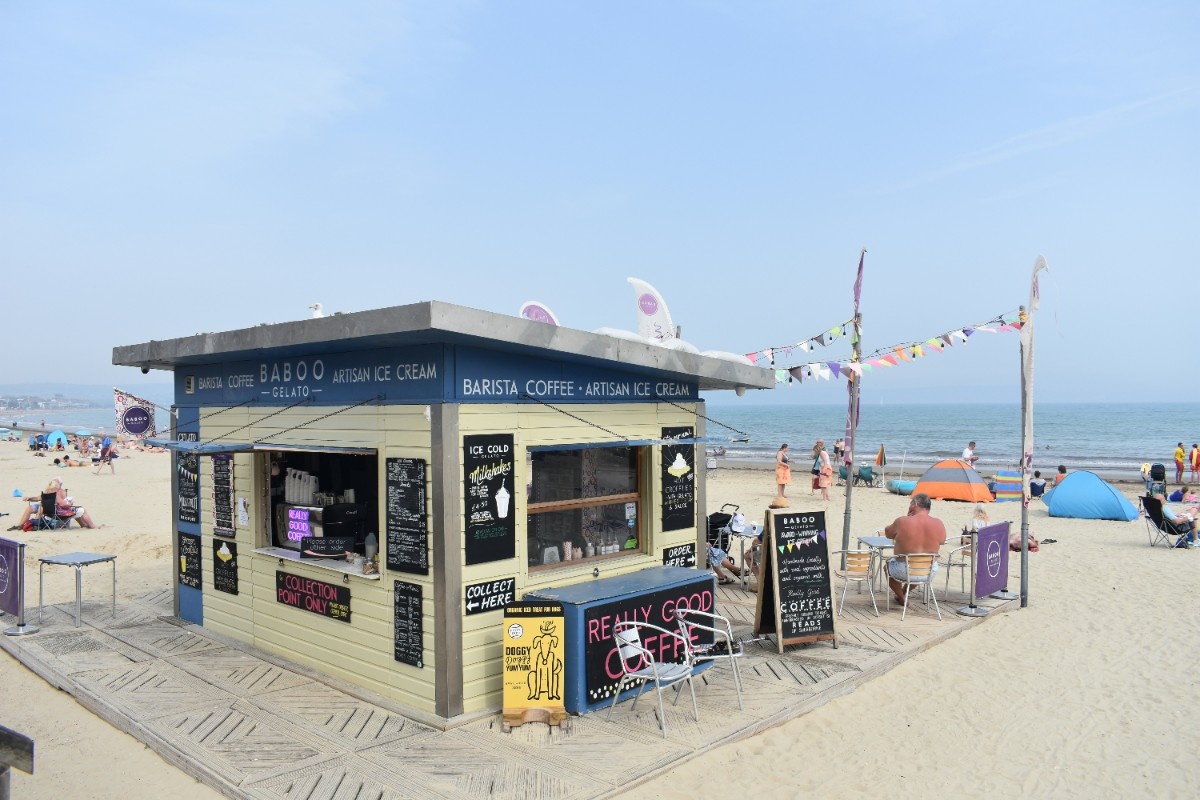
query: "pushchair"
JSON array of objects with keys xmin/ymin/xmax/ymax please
[
  {"xmin": 1146, "ymin": 462, "xmax": 1167, "ymax": 497},
  {"xmin": 706, "ymin": 503, "xmax": 741, "ymax": 554}
]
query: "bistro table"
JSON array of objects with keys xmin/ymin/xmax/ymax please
[
  {"xmin": 38, "ymin": 551, "xmax": 117, "ymax": 627},
  {"xmin": 857, "ymin": 535, "xmax": 894, "ymax": 592}
]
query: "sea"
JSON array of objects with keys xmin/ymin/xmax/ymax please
[
  {"xmin": 701, "ymin": 402, "xmax": 1198, "ymax": 482},
  {"xmin": 8, "ymin": 402, "xmax": 1195, "ymax": 482}
]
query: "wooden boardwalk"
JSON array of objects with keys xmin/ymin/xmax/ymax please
[{"xmin": 2, "ymin": 578, "xmax": 1010, "ymax": 799}]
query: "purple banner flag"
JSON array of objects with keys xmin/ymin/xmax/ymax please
[
  {"xmin": 0, "ymin": 536, "xmax": 22, "ymax": 616},
  {"xmin": 115, "ymin": 388, "xmax": 156, "ymax": 437},
  {"xmin": 974, "ymin": 522, "xmax": 1010, "ymax": 597}
]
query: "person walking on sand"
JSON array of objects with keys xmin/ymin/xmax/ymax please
[
  {"xmin": 883, "ymin": 493, "xmax": 947, "ymax": 604},
  {"xmin": 961, "ymin": 441, "xmax": 979, "ymax": 469},
  {"xmin": 1174, "ymin": 442, "xmax": 1186, "ymax": 484},
  {"xmin": 95, "ymin": 435, "xmax": 116, "ymax": 475},
  {"xmin": 775, "ymin": 443, "xmax": 791, "ymax": 498},
  {"xmin": 816, "ymin": 440, "xmax": 833, "ymax": 502}
]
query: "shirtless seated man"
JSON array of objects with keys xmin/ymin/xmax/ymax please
[{"xmin": 883, "ymin": 492, "xmax": 947, "ymax": 604}]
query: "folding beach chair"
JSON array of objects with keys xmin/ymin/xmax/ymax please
[
  {"xmin": 853, "ymin": 465, "xmax": 880, "ymax": 488},
  {"xmin": 36, "ymin": 492, "xmax": 73, "ymax": 530},
  {"xmin": 1141, "ymin": 495, "xmax": 1189, "ymax": 549}
]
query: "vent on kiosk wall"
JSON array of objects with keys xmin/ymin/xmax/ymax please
[{"xmin": 185, "ymin": 375, "xmax": 196, "ymax": 394}]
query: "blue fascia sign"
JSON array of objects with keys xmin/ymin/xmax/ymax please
[{"xmin": 174, "ymin": 344, "xmax": 697, "ymax": 407}]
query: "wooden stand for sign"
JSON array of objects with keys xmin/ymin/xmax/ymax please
[
  {"xmin": 752, "ymin": 508, "xmax": 838, "ymax": 652},
  {"xmin": 500, "ymin": 707, "xmax": 571, "ymax": 733}
]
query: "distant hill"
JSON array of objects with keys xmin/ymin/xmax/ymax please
[{"xmin": 0, "ymin": 383, "xmax": 174, "ymax": 408}]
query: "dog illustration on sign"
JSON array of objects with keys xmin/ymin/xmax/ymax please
[{"xmin": 528, "ymin": 620, "xmax": 563, "ymax": 701}]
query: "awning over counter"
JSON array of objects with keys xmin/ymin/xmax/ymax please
[{"xmin": 146, "ymin": 439, "xmax": 377, "ymax": 456}]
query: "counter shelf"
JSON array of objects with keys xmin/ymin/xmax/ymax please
[{"xmin": 255, "ymin": 546, "xmax": 382, "ymax": 580}]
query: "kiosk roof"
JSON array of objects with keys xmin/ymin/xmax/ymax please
[{"xmin": 113, "ymin": 300, "xmax": 775, "ymax": 392}]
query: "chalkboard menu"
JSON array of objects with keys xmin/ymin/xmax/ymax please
[
  {"xmin": 752, "ymin": 509, "xmax": 837, "ymax": 651},
  {"xmin": 177, "ymin": 435, "xmax": 199, "ymax": 525},
  {"xmin": 213, "ymin": 539, "xmax": 238, "ymax": 595},
  {"xmin": 660, "ymin": 426, "xmax": 695, "ymax": 532},
  {"xmin": 464, "ymin": 434, "xmax": 516, "ymax": 566},
  {"xmin": 300, "ymin": 536, "xmax": 356, "ymax": 559},
  {"xmin": 393, "ymin": 580, "xmax": 424, "ymax": 668},
  {"xmin": 276, "ymin": 571, "xmax": 351, "ymax": 623},
  {"xmin": 179, "ymin": 531, "xmax": 202, "ymax": 589},
  {"xmin": 212, "ymin": 453, "xmax": 235, "ymax": 537},
  {"xmin": 385, "ymin": 457, "xmax": 428, "ymax": 574}
]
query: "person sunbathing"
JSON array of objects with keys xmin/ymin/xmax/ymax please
[
  {"xmin": 1155, "ymin": 493, "xmax": 1197, "ymax": 547},
  {"xmin": 54, "ymin": 455, "xmax": 87, "ymax": 467},
  {"xmin": 8, "ymin": 478, "xmax": 98, "ymax": 529}
]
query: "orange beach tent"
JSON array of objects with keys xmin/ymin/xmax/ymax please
[{"xmin": 913, "ymin": 459, "xmax": 993, "ymax": 503}]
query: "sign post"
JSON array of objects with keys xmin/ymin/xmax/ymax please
[
  {"xmin": 501, "ymin": 601, "xmax": 569, "ymax": 731},
  {"xmin": 752, "ymin": 509, "xmax": 837, "ymax": 651}
]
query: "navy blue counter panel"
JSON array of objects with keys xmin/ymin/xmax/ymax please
[{"xmin": 526, "ymin": 566, "xmax": 715, "ymax": 714}]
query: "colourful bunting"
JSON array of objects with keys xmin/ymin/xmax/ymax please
[{"xmin": 749, "ymin": 306, "xmax": 1022, "ymax": 388}]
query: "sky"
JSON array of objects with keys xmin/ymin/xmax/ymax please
[{"xmin": 2, "ymin": 1, "xmax": 1197, "ymax": 405}]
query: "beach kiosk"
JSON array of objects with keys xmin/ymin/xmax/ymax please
[{"xmin": 113, "ymin": 301, "xmax": 773, "ymax": 724}]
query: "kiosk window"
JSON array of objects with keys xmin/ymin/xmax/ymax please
[{"xmin": 526, "ymin": 446, "xmax": 643, "ymax": 569}]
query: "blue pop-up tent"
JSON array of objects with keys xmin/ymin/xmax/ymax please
[
  {"xmin": 1044, "ymin": 470, "xmax": 1138, "ymax": 521},
  {"xmin": 46, "ymin": 429, "xmax": 68, "ymax": 447}
]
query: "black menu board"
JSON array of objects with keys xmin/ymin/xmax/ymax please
[
  {"xmin": 212, "ymin": 453, "xmax": 235, "ymax": 537},
  {"xmin": 385, "ymin": 457, "xmax": 428, "ymax": 574},
  {"xmin": 464, "ymin": 434, "xmax": 516, "ymax": 566},
  {"xmin": 393, "ymin": 580, "xmax": 424, "ymax": 668},
  {"xmin": 213, "ymin": 539, "xmax": 238, "ymax": 595},
  {"xmin": 660, "ymin": 426, "xmax": 695, "ymax": 532},
  {"xmin": 177, "ymin": 435, "xmax": 200, "ymax": 525},
  {"xmin": 179, "ymin": 531, "xmax": 202, "ymax": 589},
  {"xmin": 752, "ymin": 509, "xmax": 837, "ymax": 651}
]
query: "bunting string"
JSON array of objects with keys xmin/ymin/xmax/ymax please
[
  {"xmin": 743, "ymin": 318, "xmax": 857, "ymax": 365},
  {"xmin": 755, "ymin": 307, "xmax": 1026, "ymax": 385}
]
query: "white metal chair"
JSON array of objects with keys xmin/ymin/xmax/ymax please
[
  {"xmin": 940, "ymin": 540, "xmax": 973, "ymax": 596},
  {"xmin": 606, "ymin": 620, "xmax": 698, "ymax": 737},
  {"xmin": 831, "ymin": 549, "xmax": 878, "ymax": 617},
  {"xmin": 673, "ymin": 608, "xmax": 744, "ymax": 711},
  {"xmin": 885, "ymin": 553, "xmax": 942, "ymax": 621}
]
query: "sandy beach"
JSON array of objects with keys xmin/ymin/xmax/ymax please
[{"xmin": 2, "ymin": 442, "xmax": 1198, "ymax": 798}]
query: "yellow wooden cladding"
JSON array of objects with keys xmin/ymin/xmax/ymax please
[{"xmin": 190, "ymin": 399, "xmax": 701, "ymax": 718}]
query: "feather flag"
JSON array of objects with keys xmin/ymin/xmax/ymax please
[{"xmin": 114, "ymin": 388, "xmax": 156, "ymax": 437}]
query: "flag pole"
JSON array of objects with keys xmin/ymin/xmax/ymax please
[
  {"xmin": 841, "ymin": 249, "xmax": 866, "ymax": 561},
  {"xmin": 1019, "ymin": 256, "xmax": 1048, "ymax": 608}
]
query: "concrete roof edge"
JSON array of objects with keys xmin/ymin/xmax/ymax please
[{"xmin": 112, "ymin": 300, "xmax": 776, "ymax": 391}]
